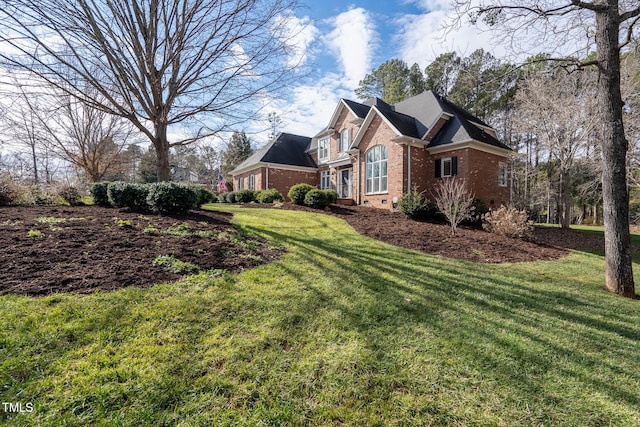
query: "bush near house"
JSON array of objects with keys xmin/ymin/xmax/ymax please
[
  {"xmin": 256, "ymin": 189, "xmax": 284, "ymax": 204},
  {"xmin": 225, "ymin": 192, "xmax": 238, "ymax": 203},
  {"xmin": 483, "ymin": 205, "xmax": 534, "ymax": 238},
  {"xmin": 398, "ymin": 187, "xmax": 436, "ymax": 220},
  {"xmin": 146, "ymin": 182, "xmax": 199, "ymax": 214},
  {"xmin": 288, "ymin": 183, "xmax": 315, "ymax": 205},
  {"xmin": 304, "ymin": 189, "xmax": 330, "ymax": 209},
  {"xmin": 236, "ymin": 189, "xmax": 256, "ymax": 203},
  {"xmin": 322, "ymin": 189, "xmax": 338, "ymax": 205}
]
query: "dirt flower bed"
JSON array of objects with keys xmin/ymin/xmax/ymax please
[
  {"xmin": 242, "ymin": 203, "xmax": 607, "ymax": 263},
  {"xmin": 0, "ymin": 205, "xmax": 283, "ymax": 296}
]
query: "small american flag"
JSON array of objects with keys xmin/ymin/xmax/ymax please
[{"xmin": 218, "ymin": 174, "xmax": 227, "ymax": 192}]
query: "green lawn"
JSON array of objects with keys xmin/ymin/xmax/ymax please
[{"xmin": 1, "ymin": 205, "xmax": 640, "ymax": 426}]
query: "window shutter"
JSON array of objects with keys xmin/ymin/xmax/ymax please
[
  {"xmin": 452, "ymin": 156, "xmax": 458, "ymax": 176},
  {"xmin": 435, "ymin": 159, "xmax": 441, "ymax": 178}
]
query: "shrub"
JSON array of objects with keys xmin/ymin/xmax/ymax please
[
  {"xmin": 146, "ymin": 182, "xmax": 199, "ymax": 214},
  {"xmin": 322, "ymin": 189, "xmax": 338, "ymax": 205},
  {"xmin": 217, "ymin": 192, "xmax": 229, "ymax": 203},
  {"xmin": 225, "ymin": 191, "xmax": 238, "ymax": 203},
  {"xmin": 398, "ymin": 187, "xmax": 435, "ymax": 220},
  {"xmin": 188, "ymin": 185, "xmax": 215, "ymax": 205},
  {"xmin": 483, "ymin": 205, "xmax": 534, "ymax": 239},
  {"xmin": 288, "ymin": 183, "xmax": 315, "ymax": 205},
  {"xmin": 235, "ymin": 189, "xmax": 256, "ymax": 203},
  {"xmin": 467, "ymin": 198, "xmax": 489, "ymax": 226},
  {"xmin": 107, "ymin": 182, "xmax": 149, "ymax": 211},
  {"xmin": 30, "ymin": 185, "xmax": 56, "ymax": 205},
  {"xmin": 56, "ymin": 184, "xmax": 83, "ymax": 206},
  {"xmin": 304, "ymin": 189, "xmax": 329, "ymax": 209},
  {"xmin": 256, "ymin": 189, "xmax": 284, "ymax": 204},
  {"xmin": 433, "ymin": 177, "xmax": 475, "ymax": 236},
  {"xmin": 0, "ymin": 174, "xmax": 21, "ymax": 205},
  {"xmin": 90, "ymin": 182, "xmax": 112, "ymax": 206}
]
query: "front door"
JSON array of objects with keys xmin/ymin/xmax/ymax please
[{"xmin": 338, "ymin": 168, "xmax": 352, "ymax": 198}]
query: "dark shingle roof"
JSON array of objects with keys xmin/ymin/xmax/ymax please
[
  {"xmin": 230, "ymin": 133, "xmax": 316, "ymax": 174},
  {"xmin": 262, "ymin": 133, "xmax": 316, "ymax": 167},
  {"xmin": 376, "ymin": 108, "xmax": 421, "ymax": 139},
  {"xmin": 342, "ymin": 99, "xmax": 371, "ymax": 119}
]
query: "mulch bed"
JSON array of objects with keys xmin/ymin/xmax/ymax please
[
  {"xmin": 0, "ymin": 205, "xmax": 282, "ymax": 296},
  {"xmin": 0, "ymin": 203, "xmax": 612, "ymax": 296},
  {"xmin": 242, "ymin": 203, "xmax": 607, "ymax": 264}
]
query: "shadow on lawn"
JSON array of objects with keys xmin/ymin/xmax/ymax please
[{"xmin": 242, "ymin": 217, "xmax": 640, "ymax": 415}]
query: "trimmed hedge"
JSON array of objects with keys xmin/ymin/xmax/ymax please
[
  {"xmin": 236, "ymin": 189, "xmax": 255, "ymax": 203},
  {"xmin": 288, "ymin": 183, "xmax": 315, "ymax": 205},
  {"xmin": 90, "ymin": 182, "xmax": 112, "ymax": 206},
  {"xmin": 107, "ymin": 182, "xmax": 149, "ymax": 211},
  {"xmin": 189, "ymin": 185, "xmax": 215, "ymax": 205},
  {"xmin": 256, "ymin": 189, "xmax": 284, "ymax": 204},
  {"xmin": 146, "ymin": 182, "xmax": 199, "ymax": 214},
  {"xmin": 225, "ymin": 192, "xmax": 238, "ymax": 203},
  {"xmin": 304, "ymin": 189, "xmax": 329, "ymax": 209},
  {"xmin": 322, "ymin": 189, "xmax": 338, "ymax": 205}
]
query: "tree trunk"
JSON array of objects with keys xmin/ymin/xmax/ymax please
[
  {"xmin": 154, "ymin": 123, "xmax": 171, "ymax": 182},
  {"xmin": 597, "ymin": 2, "xmax": 635, "ymax": 297}
]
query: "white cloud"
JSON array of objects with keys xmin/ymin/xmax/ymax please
[
  {"xmin": 323, "ymin": 7, "xmax": 378, "ymax": 90},
  {"xmin": 275, "ymin": 14, "xmax": 319, "ymax": 68},
  {"xmin": 395, "ymin": 10, "xmax": 503, "ymax": 69},
  {"xmin": 395, "ymin": 1, "xmax": 594, "ymax": 69}
]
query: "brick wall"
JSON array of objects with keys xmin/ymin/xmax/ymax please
[
  {"xmin": 267, "ymin": 168, "xmax": 318, "ymax": 200},
  {"xmin": 431, "ymin": 148, "xmax": 510, "ymax": 208},
  {"xmin": 233, "ymin": 168, "xmax": 264, "ymax": 191},
  {"xmin": 357, "ymin": 115, "xmax": 404, "ymax": 209}
]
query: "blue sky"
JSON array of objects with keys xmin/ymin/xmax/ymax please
[{"xmin": 263, "ymin": 0, "xmax": 504, "ymax": 141}]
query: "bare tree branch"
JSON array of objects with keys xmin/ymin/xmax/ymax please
[{"xmin": 0, "ymin": 0, "xmax": 307, "ymax": 180}]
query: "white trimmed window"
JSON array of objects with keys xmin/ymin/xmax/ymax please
[
  {"xmin": 498, "ymin": 162, "xmax": 508, "ymax": 187},
  {"xmin": 238, "ymin": 177, "xmax": 244, "ymax": 190},
  {"xmin": 442, "ymin": 157, "xmax": 453, "ymax": 177},
  {"xmin": 320, "ymin": 170, "xmax": 331, "ymax": 189},
  {"xmin": 435, "ymin": 156, "xmax": 458, "ymax": 178},
  {"xmin": 365, "ymin": 145, "xmax": 388, "ymax": 194},
  {"xmin": 248, "ymin": 174, "xmax": 255, "ymax": 190},
  {"xmin": 318, "ymin": 137, "xmax": 330, "ymax": 163},
  {"xmin": 340, "ymin": 129, "xmax": 351, "ymax": 152}
]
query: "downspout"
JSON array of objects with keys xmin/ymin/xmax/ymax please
[
  {"xmin": 265, "ymin": 164, "xmax": 269, "ymax": 190},
  {"xmin": 356, "ymin": 150, "xmax": 361, "ymax": 205},
  {"xmin": 407, "ymin": 143, "xmax": 411, "ymax": 193}
]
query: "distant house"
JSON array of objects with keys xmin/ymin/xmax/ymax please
[
  {"xmin": 171, "ymin": 165, "xmax": 199, "ymax": 183},
  {"xmin": 230, "ymin": 90, "xmax": 512, "ymax": 209}
]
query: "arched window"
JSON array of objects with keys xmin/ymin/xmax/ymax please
[{"xmin": 365, "ymin": 145, "xmax": 388, "ymax": 193}]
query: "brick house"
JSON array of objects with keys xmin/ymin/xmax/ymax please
[
  {"xmin": 230, "ymin": 133, "xmax": 317, "ymax": 198},
  {"xmin": 231, "ymin": 90, "xmax": 512, "ymax": 209}
]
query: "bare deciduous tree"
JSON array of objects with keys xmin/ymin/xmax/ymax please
[
  {"xmin": 433, "ymin": 177, "xmax": 475, "ymax": 236},
  {"xmin": 451, "ymin": 0, "xmax": 640, "ymax": 297},
  {"xmin": 0, "ymin": 0, "xmax": 304, "ymax": 181},
  {"xmin": 1, "ymin": 83, "xmax": 138, "ymax": 182},
  {"xmin": 513, "ymin": 68, "xmax": 598, "ymax": 228}
]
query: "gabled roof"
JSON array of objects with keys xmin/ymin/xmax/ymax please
[
  {"xmin": 230, "ymin": 133, "xmax": 316, "ymax": 175},
  {"xmin": 375, "ymin": 108, "xmax": 421, "ymax": 139}
]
